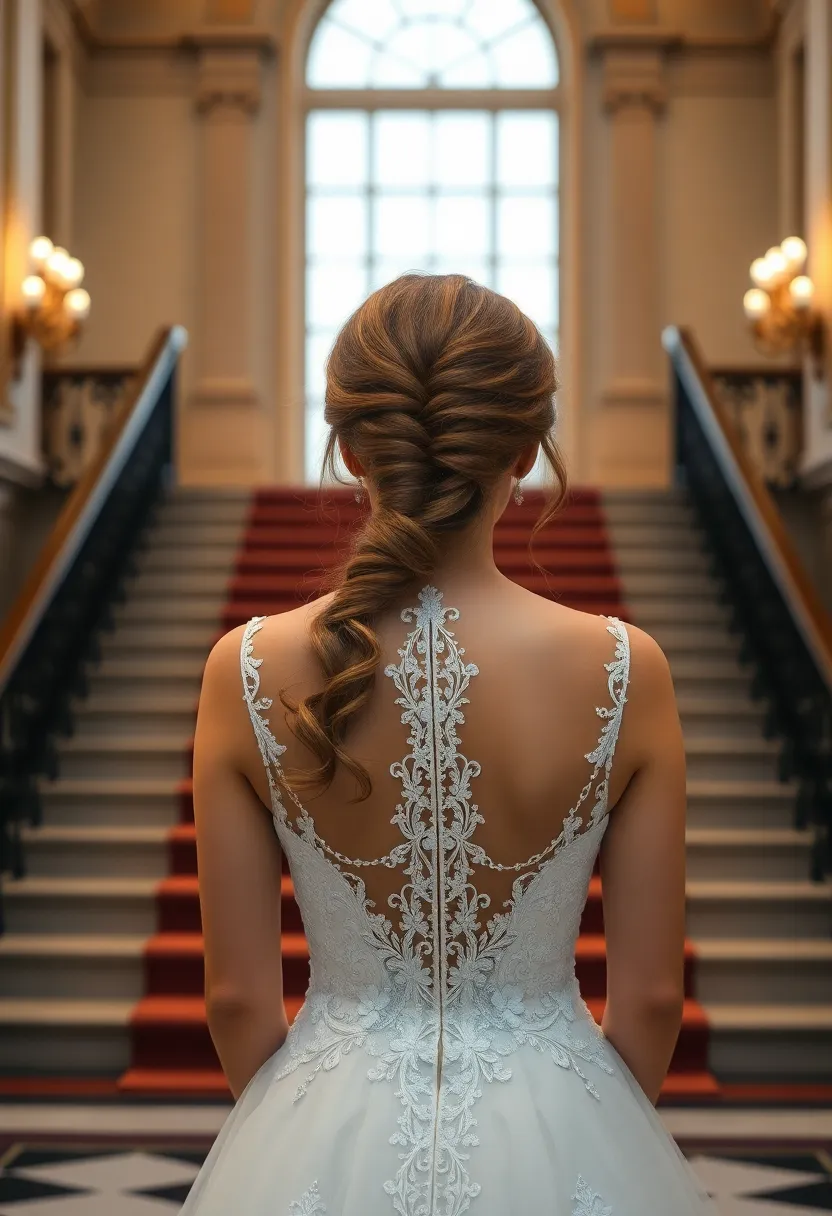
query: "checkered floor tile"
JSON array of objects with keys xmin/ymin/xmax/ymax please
[{"xmin": 0, "ymin": 1144, "xmax": 830, "ymax": 1212}]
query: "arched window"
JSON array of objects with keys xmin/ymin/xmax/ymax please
[{"xmin": 304, "ymin": 0, "xmax": 560, "ymax": 482}]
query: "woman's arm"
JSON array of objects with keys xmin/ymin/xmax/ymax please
[
  {"xmin": 193, "ymin": 627, "xmax": 289, "ymax": 1100},
  {"xmin": 599, "ymin": 627, "xmax": 688, "ymax": 1105}
]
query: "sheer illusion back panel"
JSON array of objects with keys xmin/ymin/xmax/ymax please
[{"xmin": 239, "ymin": 583, "xmax": 631, "ymax": 950}]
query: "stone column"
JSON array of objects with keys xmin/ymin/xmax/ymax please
[
  {"xmin": 592, "ymin": 32, "xmax": 674, "ymax": 486},
  {"xmin": 184, "ymin": 30, "xmax": 274, "ymax": 483}
]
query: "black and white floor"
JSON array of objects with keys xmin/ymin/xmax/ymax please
[{"xmin": 0, "ymin": 1107, "xmax": 829, "ymax": 1214}]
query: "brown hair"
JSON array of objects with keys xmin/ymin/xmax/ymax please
[{"xmin": 280, "ymin": 273, "xmax": 567, "ymax": 801}]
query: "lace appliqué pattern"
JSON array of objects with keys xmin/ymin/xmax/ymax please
[
  {"xmin": 288, "ymin": 1180, "xmax": 327, "ymax": 1215},
  {"xmin": 239, "ymin": 591, "xmax": 631, "ymax": 1216},
  {"xmin": 573, "ymin": 1175, "xmax": 614, "ymax": 1216}
]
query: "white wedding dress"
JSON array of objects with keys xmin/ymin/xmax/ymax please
[{"xmin": 181, "ymin": 585, "xmax": 717, "ymax": 1216}]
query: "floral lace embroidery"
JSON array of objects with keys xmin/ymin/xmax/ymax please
[
  {"xmin": 288, "ymin": 1180, "xmax": 327, "ymax": 1215},
  {"xmin": 573, "ymin": 1175, "xmax": 613, "ymax": 1216},
  {"xmin": 240, "ymin": 588, "xmax": 631, "ymax": 1216}
]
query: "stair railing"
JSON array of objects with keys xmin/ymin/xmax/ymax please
[
  {"xmin": 0, "ymin": 326, "xmax": 187, "ymax": 928},
  {"xmin": 663, "ymin": 325, "xmax": 832, "ymax": 881}
]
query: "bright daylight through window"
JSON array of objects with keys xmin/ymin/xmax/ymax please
[{"xmin": 304, "ymin": 0, "xmax": 560, "ymax": 482}]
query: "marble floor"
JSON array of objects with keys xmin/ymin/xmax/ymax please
[{"xmin": 0, "ymin": 1106, "xmax": 829, "ymax": 1214}]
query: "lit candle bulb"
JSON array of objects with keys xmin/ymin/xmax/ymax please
[
  {"xmin": 764, "ymin": 246, "xmax": 788, "ymax": 284},
  {"xmin": 789, "ymin": 275, "xmax": 814, "ymax": 311},
  {"xmin": 29, "ymin": 236, "xmax": 54, "ymax": 272},
  {"xmin": 781, "ymin": 236, "xmax": 807, "ymax": 272},
  {"xmin": 750, "ymin": 257, "xmax": 774, "ymax": 288},
  {"xmin": 743, "ymin": 288, "xmax": 771, "ymax": 320},
  {"xmin": 64, "ymin": 287, "xmax": 91, "ymax": 320},
  {"xmin": 21, "ymin": 275, "xmax": 46, "ymax": 310},
  {"xmin": 63, "ymin": 258, "xmax": 85, "ymax": 288},
  {"xmin": 46, "ymin": 247, "xmax": 71, "ymax": 286}
]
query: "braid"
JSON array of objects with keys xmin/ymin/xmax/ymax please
[{"xmin": 280, "ymin": 274, "xmax": 566, "ymax": 802}]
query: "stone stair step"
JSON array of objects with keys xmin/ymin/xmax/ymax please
[
  {"xmin": 612, "ymin": 549, "xmax": 711, "ymax": 573},
  {"xmin": 664, "ymin": 659, "xmax": 752, "ymax": 697},
  {"xmin": 636, "ymin": 627, "xmax": 739, "ymax": 658},
  {"xmin": 693, "ymin": 939, "xmax": 832, "ymax": 1005},
  {"xmin": 71, "ymin": 699, "xmax": 199, "ymax": 738},
  {"xmin": 129, "ymin": 569, "xmax": 232, "ymax": 597},
  {"xmin": 0, "ymin": 999, "xmax": 132, "ymax": 1074},
  {"xmin": 55, "ymin": 737, "xmax": 191, "ymax": 782},
  {"xmin": 624, "ymin": 601, "xmax": 728, "ymax": 628},
  {"xmin": 18, "ymin": 825, "xmax": 171, "ymax": 879},
  {"xmin": 601, "ymin": 501, "xmax": 695, "ymax": 527},
  {"xmin": 87, "ymin": 657, "xmax": 206, "ymax": 696},
  {"xmin": 149, "ymin": 522, "xmax": 249, "ymax": 547},
  {"xmin": 0, "ymin": 936, "xmax": 146, "ymax": 1002},
  {"xmin": 684, "ymin": 737, "xmax": 781, "ymax": 782},
  {"xmin": 704, "ymin": 1004, "xmax": 832, "ymax": 1081},
  {"xmin": 114, "ymin": 599, "xmax": 228, "ymax": 624},
  {"xmin": 99, "ymin": 622, "xmax": 220, "ymax": 651},
  {"xmin": 37, "ymin": 778, "xmax": 182, "ymax": 828},
  {"xmin": 2, "ymin": 877, "xmax": 158, "ymax": 936},
  {"xmin": 684, "ymin": 879, "xmax": 832, "ymax": 938},
  {"xmin": 676, "ymin": 696, "xmax": 766, "ymax": 740},
  {"xmin": 685, "ymin": 828, "xmax": 814, "ymax": 881}
]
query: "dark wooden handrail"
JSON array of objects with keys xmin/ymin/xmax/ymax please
[
  {"xmin": 663, "ymin": 325, "xmax": 832, "ymax": 696},
  {"xmin": 0, "ymin": 325, "xmax": 187, "ymax": 697}
]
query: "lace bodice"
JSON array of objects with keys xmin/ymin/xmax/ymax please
[{"xmin": 239, "ymin": 586, "xmax": 631, "ymax": 1216}]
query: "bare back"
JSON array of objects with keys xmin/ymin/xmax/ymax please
[{"xmin": 238, "ymin": 574, "xmax": 633, "ymax": 936}]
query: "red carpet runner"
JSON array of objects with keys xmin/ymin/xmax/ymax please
[{"xmin": 119, "ymin": 487, "xmax": 715, "ymax": 1098}]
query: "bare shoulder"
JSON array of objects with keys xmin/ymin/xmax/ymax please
[{"xmin": 203, "ymin": 592, "xmax": 337, "ymax": 689}]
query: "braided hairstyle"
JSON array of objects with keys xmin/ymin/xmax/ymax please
[{"xmin": 281, "ymin": 273, "xmax": 567, "ymax": 801}]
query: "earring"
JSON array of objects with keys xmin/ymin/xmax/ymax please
[
  {"xmin": 513, "ymin": 477, "xmax": 525, "ymax": 506},
  {"xmin": 354, "ymin": 477, "xmax": 365, "ymax": 504}
]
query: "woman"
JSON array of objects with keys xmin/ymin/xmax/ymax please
[{"xmin": 184, "ymin": 274, "xmax": 716, "ymax": 1214}]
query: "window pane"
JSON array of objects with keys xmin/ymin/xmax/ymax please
[
  {"xmin": 434, "ymin": 256, "xmax": 489, "ymax": 284},
  {"xmin": 401, "ymin": 0, "xmax": 467, "ymax": 16},
  {"xmin": 426, "ymin": 22, "xmax": 480, "ymax": 77},
  {"xmin": 376, "ymin": 24, "xmax": 431, "ymax": 85},
  {"xmin": 307, "ymin": 262, "xmax": 368, "ymax": 328},
  {"xmin": 440, "ymin": 50, "xmax": 492, "ymax": 89},
  {"xmin": 327, "ymin": 0, "xmax": 400, "ymax": 40},
  {"xmin": 306, "ymin": 330, "xmax": 337, "ymax": 399},
  {"xmin": 371, "ymin": 257, "xmax": 431, "ymax": 291},
  {"xmin": 307, "ymin": 112, "xmax": 369, "ymax": 188},
  {"xmin": 375, "ymin": 194, "xmax": 431, "ymax": 258},
  {"xmin": 307, "ymin": 0, "xmax": 559, "ymax": 91},
  {"xmin": 371, "ymin": 49, "xmax": 427, "ymax": 87},
  {"xmin": 307, "ymin": 22, "xmax": 373, "ymax": 88},
  {"xmin": 434, "ymin": 113, "xmax": 491, "ymax": 187},
  {"xmin": 373, "ymin": 112, "xmax": 431, "ymax": 187},
  {"xmin": 435, "ymin": 194, "xmax": 490, "ymax": 257},
  {"xmin": 492, "ymin": 20, "xmax": 559, "ymax": 87},
  {"xmin": 307, "ymin": 193, "xmax": 367, "ymax": 259},
  {"xmin": 496, "ymin": 262, "xmax": 557, "ymax": 328},
  {"xmin": 465, "ymin": 0, "xmax": 543, "ymax": 42},
  {"xmin": 497, "ymin": 112, "xmax": 558, "ymax": 188},
  {"xmin": 497, "ymin": 195, "xmax": 557, "ymax": 257}
]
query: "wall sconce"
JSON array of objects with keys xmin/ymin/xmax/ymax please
[
  {"xmin": 11, "ymin": 236, "xmax": 91, "ymax": 378},
  {"xmin": 743, "ymin": 236, "xmax": 825, "ymax": 378}
]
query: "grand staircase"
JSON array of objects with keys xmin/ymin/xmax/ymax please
[{"xmin": 0, "ymin": 484, "xmax": 830, "ymax": 1094}]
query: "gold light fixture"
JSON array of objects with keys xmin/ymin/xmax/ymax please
[
  {"xmin": 743, "ymin": 236, "xmax": 825, "ymax": 378},
  {"xmin": 12, "ymin": 236, "xmax": 91, "ymax": 378}
]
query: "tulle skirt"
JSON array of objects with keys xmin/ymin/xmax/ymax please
[{"xmin": 180, "ymin": 1009, "xmax": 717, "ymax": 1216}]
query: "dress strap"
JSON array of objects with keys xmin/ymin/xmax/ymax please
[
  {"xmin": 240, "ymin": 615, "xmax": 287, "ymax": 770},
  {"xmin": 586, "ymin": 616, "xmax": 631, "ymax": 778}
]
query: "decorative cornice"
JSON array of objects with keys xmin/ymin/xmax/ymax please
[
  {"xmin": 600, "ymin": 47, "xmax": 670, "ymax": 114},
  {"xmin": 185, "ymin": 32, "xmax": 275, "ymax": 117}
]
